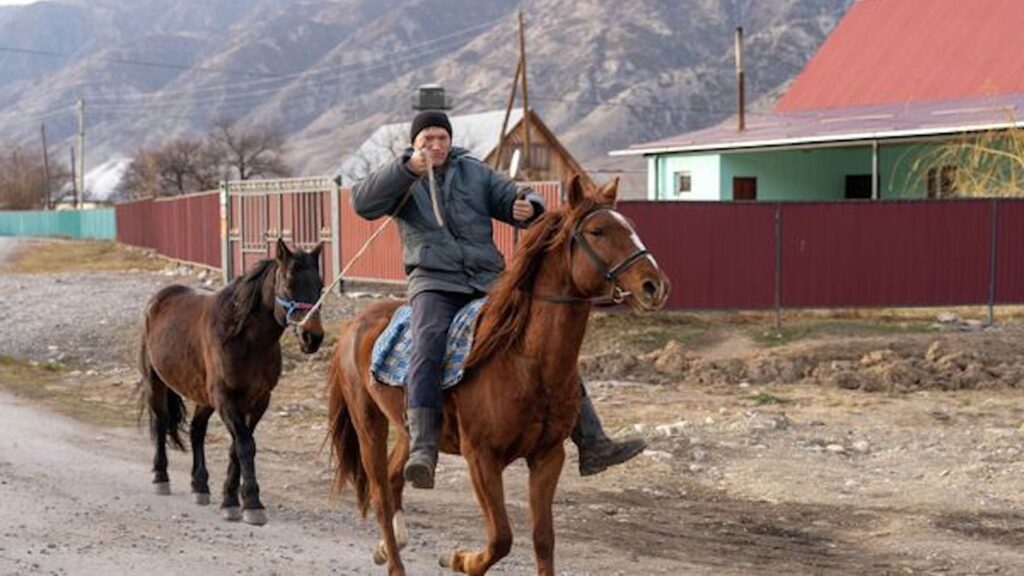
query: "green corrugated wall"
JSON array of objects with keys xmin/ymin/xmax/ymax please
[{"xmin": 0, "ymin": 209, "xmax": 116, "ymax": 240}]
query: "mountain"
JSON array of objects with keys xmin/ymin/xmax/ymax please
[{"xmin": 0, "ymin": 0, "xmax": 853, "ymax": 197}]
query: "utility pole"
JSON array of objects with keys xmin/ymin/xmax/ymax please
[
  {"xmin": 40, "ymin": 123, "xmax": 51, "ymax": 210},
  {"xmin": 494, "ymin": 58, "xmax": 522, "ymax": 170},
  {"xmin": 69, "ymin": 146, "xmax": 77, "ymax": 205},
  {"xmin": 76, "ymin": 98, "xmax": 85, "ymax": 208},
  {"xmin": 517, "ymin": 9, "xmax": 532, "ymax": 179},
  {"xmin": 735, "ymin": 27, "xmax": 746, "ymax": 132}
]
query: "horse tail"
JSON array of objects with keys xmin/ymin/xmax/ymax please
[
  {"xmin": 326, "ymin": 325, "xmax": 370, "ymax": 518},
  {"xmin": 138, "ymin": 334, "xmax": 188, "ymax": 452}
]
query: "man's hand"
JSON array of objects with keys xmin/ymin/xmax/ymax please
[
  {"xmin": 405, "ymin": 148, "xmax": 428, "ymax": 176},
  {"xmin": 513, "ymin": 197, "xmax": 535, "ymax": 222}
]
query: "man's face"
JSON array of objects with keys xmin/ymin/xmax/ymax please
[{"xmin": 413, "ymin": 126, "xmax": 451, "ymax": 168}]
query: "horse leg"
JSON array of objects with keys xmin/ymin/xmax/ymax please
[
  {"xmin": 356, "ymin": 406, "xmax": 405, "ymax": 575},
  {"xmin": 220, "ymin": 448, "xmax": 242, "ymax": 521},
  {"xmin": 147, "ymin": 378, "xmax": 172, "ymax": 495},
  {"xmin": 527, "ymin": 445, "xmax": 567, "ymax": 576},
  {"xmin": 375, "ymin": 432, "xmax": 410, "ymax": 565},
  {"xmin": 189, "ymin": 404, "xmax": 215, "ymax": 505},
  {"xmin": 440, "ymin": 451, "xmax": 512, "ymax": 575},
  {"xmin": 217, "ymin": 396, "xmax": 266, "ymax": 525}
]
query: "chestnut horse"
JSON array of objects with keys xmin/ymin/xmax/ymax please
[
  {"xmin": 327, "ymin": 176, "xmax": 669, "ymax": 575},
  {"xmin": 140, "ymin": 238, "xmax": 325, "ymax": 525}
]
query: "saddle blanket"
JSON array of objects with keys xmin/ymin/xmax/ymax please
[{"xmin": 370, "ymin": 298, "xmax": 486, "ymax": 389}]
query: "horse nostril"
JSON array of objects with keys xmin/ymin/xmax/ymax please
[{"xmin": 642, "ymin": 280, "xmax": 658, "ymax": 300}]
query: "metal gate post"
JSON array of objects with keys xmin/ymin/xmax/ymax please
[
  {"xmin": 219, "ymin": 182, "xmax": 232, "ymax": 284},
  {"xmin": 987, "ymin": 199, "xmax": 999, "ymax": 327},
  {"xmin": 330, "ymin": 180, "xmax": 342, "ymax": 294},
  {"xmin": 773, "ymin": 202, "xmax": 783, "ymax": 332}
]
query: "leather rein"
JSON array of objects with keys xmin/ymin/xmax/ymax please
[{"xmin": 524, "ymin": 208, "xmax": 651, "ymax": 306}]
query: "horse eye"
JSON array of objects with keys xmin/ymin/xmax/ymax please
[{"xmin": 588, "ymin": 227, "xmax": 603, "ymax": 237}]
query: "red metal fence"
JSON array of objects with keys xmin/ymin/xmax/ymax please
[
  {"xmin": 115, "ymin": 183, "xmax": 1024, "ymax": 314},
  {"xmin": 116, "ymin": 191, "xmax": 221, "ymax": 269},
  {"xmin": 619, "ymin": 199, "xmax": 1024, "ymax": 311}
]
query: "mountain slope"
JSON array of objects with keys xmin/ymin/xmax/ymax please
[{"xmin": 0, "ymin": 0, "xmax": 853, "ymax": 196}]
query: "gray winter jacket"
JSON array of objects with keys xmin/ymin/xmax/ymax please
[{"xmin": 351, "ymin": 147, "xmax": 545, "ymax": 297}]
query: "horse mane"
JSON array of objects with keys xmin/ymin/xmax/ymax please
[
  {"xmin": 466, "ymin": 198, "xmax": 598, "ymax": 368},
  {"xmin": 216, "ymin": 258, "xmax": 278, "ymax": 339}
]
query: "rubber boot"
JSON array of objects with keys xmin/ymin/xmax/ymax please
[
  {"xmin": 571, "ymin": 394, "xmax": 647, "ymax": 477},
  {"xmin": 404, "ymin": 407, "xmax": 443, "ymax": 489}
]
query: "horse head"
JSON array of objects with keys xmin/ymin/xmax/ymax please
[
  {"xmin": 273, "ymin": 238, "xmax": 325, "ymax": 353},
  {"xmin": 563, "ymin": 174, "xmax": 670, "ymax": 311}
]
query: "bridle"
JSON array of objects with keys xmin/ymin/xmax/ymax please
[
  {"xmin": 275, "ymin": 295, "xmax": 317, "ymax": 331},
  {"xmin": 527, "ymin": 207, "xmax": 653, "ymax": 306}
]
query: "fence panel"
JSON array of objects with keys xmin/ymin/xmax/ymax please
[
  {"xmin": 996, "ymin": 199, "xmax": 1024, "ymax": 304},
  {"xmin": 617, "ymin": 201, "xmax": 777, "ymax": 310},
  {"xmin": 0, "ymin": 209, "xmax": 115, "ymax": 239},
  {"xmin": 780, "ymin": 201, "xmax": 992, "ymax": 308},
  {"xmin": 116, "ymin": 192, "xmax": 220, "ymax": 269}
]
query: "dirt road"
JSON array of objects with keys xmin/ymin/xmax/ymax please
[
  {"xmin": 0, "ymin": 389, "xmax": 452, "ymax": 575},
  {"xmin": 6, "ymin": 239, "xmax": 1024, "ymax": 575}
]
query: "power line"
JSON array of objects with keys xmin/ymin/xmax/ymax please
[{"xmin": 0, "ymin": 45, "xmax": 281, "ymax": 79}]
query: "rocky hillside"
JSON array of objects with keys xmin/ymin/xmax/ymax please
[{"xmin": 0, "ymin": 0, "xmax": 853, "ymax": 195}]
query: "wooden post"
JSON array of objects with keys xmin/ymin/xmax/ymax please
[
  {"xmin": 40, "ymin": 123, "xmax": 51, "ymax": 210},
  {"xmin": 76, "ymin": 98, "xmax": 85, "ymax": 208},
  {"xmin": 494, "ymin": 58, "xmax": 523, "ymax": 171},
  {"xmin": 518, "ymin": 10, "xmax": 531, "ymax": 179},
  {"xmin": 735, "ymin": 27, "xmax": 745, "ymax": 132}
]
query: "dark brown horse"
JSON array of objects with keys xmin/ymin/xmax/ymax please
[
  {"xmin": 140, "ymin": 238, "xmax": 325, "ymax": 525},
  {"xmin": 327, "ymin": 176, "xmax": 670, "ymax": 575}
]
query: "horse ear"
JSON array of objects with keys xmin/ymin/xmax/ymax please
[
  {"xmin": 567, "ymin": 174, "xmax": 585, "ymax": 208},
  {"xmin": 596, "ymin": 176, "xmax": 619, "ymax": 207},
  {"xmin": 276, "ymin": 237, "xmax": 292, "ymax": 262}
]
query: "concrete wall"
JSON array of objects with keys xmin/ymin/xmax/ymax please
[
  {"xmin": 720, "ymin": 147, "xmax": 873, "ymax": 201},
  {"xmin": 648, "ymin": 154, "xmax": 721, "ymax": 200}
]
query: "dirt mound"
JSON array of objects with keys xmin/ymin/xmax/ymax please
[{"xmin": 582, "ymin": 329, "xmax": 1024, "ymax": 392}]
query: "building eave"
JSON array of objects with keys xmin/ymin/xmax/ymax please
[{"xmin": 610, "ymin": 120, "xmax": 1024, "ymax": 157}]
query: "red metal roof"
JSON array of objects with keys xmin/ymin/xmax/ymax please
[{"xmin": 776, "ymin": 0, "xmax": 1024, "ymax": 112}]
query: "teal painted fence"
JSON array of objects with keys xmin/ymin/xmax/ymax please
[{"xmin": 0, "ymin": 209, "xmax": 116, "ymax": 240}]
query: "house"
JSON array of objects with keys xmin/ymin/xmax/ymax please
[
  {"xmin": 612, "ymin": 0, "xmax": 1024, "ymax": 201},
  {"xmin": 336, "ymin": 108, "xmax": 592, "ymax": 191}
]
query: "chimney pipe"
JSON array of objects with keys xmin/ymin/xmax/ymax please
[{"xmin": 735, "ymin": 26, "xmax": 745, "ymax": 132}]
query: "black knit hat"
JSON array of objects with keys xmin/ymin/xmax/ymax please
[{"xmin": 410, "ymin": 110, "xmax": 452, "ymax": 143}]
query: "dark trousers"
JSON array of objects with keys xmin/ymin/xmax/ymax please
[{"xmin": 407, "ymin": 290, "xmax": 479, "ymax": 410}]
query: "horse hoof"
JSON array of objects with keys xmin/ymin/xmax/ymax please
[
  {"xmin": 153, "ymin": 482, "xmax": 171, "ymax": 495},
  {"xmin": 439, "ymin": 550, "xmax": 457, "ymax": 569},
  {"xmin": 222, "ymin": 507, "xmax": 242, "ymax": 522},
  {"xmin": 192, "ymin": 492, "xmax": 210, "ymax": 506},
  {"xmin": 243, "ymin": 509, "xmax": 267, "ymax": 526},
  {"xmin": 372, "ymin": 542, "xmax": 388, "ymax": 565}
]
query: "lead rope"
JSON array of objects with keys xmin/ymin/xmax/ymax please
[{"xmin": 297, "ymin": 149, "xmax": 437, "ymax": 328}]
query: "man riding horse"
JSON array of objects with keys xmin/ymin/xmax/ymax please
[{"xmin": 351, "ymin": 110, "xmax": 645, "ymax": 488}]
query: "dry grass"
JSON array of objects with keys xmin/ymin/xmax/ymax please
[
  {"xmin": 5, "ymin": 239, "xmax": 169, "ymax": 274},
  {"xmin": 0, "ymin": 355, "xmax": 137, "ymax": 427}
]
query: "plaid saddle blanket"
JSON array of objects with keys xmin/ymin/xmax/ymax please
[{"xmin": 370, "ymin": 298, "xmax": 486, "ymax": 389}]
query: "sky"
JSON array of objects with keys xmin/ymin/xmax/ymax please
[{"xmin": 0, "ymin": 1, "xmax": 39, "ymax": 5}]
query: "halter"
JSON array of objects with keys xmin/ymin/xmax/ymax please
[
  {"xmin": 528, "ymin": 207, "xmax": 653, "ymax": 306},
  {"xmin": 275, "ymin": 295, "xmax": 316, "ymax": 330}
]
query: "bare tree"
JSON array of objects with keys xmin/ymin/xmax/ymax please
[
  {"xmin": 0, "ymin": 143, "xmax": 69, "ymax": 209},
  {"xmin": 117, "ymin": 138, "xmax": 225, "ymax": 199},
  {"xmin": 154, "ymin": 138, "xmax": 223, "ymax": 194},
  {"xmin": 208, "ymin": 116, "xmax": 291, "ymax": 181}
]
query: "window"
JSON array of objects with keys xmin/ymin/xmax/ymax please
[
  {"xmin": 927, "ymin": 165, "xmax": 958, "ymax": 199},
  {"xmin": 674, "ymin": 171, "xmax": 692, "ymax": 196}
]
